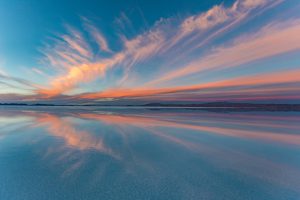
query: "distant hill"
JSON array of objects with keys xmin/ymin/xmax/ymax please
[
  {"xmin": 1, "ymin": 102, "xmax": 300, "ymax": 111},
  {"xmin": 142, "ymin": 102, "xmax": 300, "ymax": 111}
]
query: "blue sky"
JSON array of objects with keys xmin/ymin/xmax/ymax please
[
  {"xmin": 0, "ymin": 0, "xmax": 229, "ymax": 69},
  {"xmin": 0, "ymin": 0, "xmax": 300, "ymax": 104}
]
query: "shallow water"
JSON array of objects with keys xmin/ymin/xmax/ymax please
[{"xmin": 0, "ymin": 107, "xmax": 300, "ymax": 200}]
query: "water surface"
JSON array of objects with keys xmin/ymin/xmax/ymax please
[{"xmin": 0, "ymin": 107, "xmax": 300, "ymax": 200}]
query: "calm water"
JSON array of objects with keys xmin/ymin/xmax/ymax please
[{"xmin": 0, "ymin": 107, "xmax": 300, "ymax": 200}]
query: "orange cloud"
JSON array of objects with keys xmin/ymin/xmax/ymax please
[
  {"xmin": 79, "ymin": 69, "xmax": 300, "ymax": 99},
  {"xmin": 38, "ymin": 62, "xmax": 108, "ymax": 96}
]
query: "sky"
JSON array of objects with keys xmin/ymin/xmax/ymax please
[{"xmin": 0, "ymin": 0, "xmax": 300, "ymax": 104}]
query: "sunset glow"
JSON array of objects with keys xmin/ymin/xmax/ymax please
[{"xmin": 1, "ymin": 0, "xmax": 299, "ymax": 104}]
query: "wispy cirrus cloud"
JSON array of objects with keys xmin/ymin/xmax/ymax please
[
  {"xmin": 38, "ymin": 19, "xmax": 165, "ymax": 96},
  {"xmin": 162, "ymin": 0, "xmax": 276, "ymax": 53},
  {"xmin": 38, "ymin": 0, "xmax": 281, "ymax": 96},
  {"xmin": 0, "ymin": 73, "xmax": 41, "ymax": 94},
  {"xmin": 83, "ymin": 18, "xmax": 112, "ymax": 53},
  {"xmin": 147, "ymin": 18, "xmax": 300, "ymax": 86},
  {"xmin": 3, "ymin": 0, "xmax": 299, "ymax": 103}
]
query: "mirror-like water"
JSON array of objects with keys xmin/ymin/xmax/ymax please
[{"xmin": 0, "ymin": 107, "xmax": 299, "ymax": 200}]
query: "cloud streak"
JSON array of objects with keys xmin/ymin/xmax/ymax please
[
  {"xmin": 80, "ymin": 70, "xmax": 300, "ymax": 101},
  {"xmin": 2, "ymin": 0, "xmax": 299, "ymax": 103},
  {"xmin": 147, "ymin": 19, "xmax": 300, "ymax": 86},
  {"xmin": 78, "ymin": 68, "xmax": 300, "ymax": 101},
  {"xmin": 83, "ymin": 18, "xmax": 112, "ymax": 53}
]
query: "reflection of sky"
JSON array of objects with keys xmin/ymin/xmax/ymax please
[
  {"xmin": 0, "ymin": 108, "xmax": 300, "ymax": 199},
  {"xmin": 0, "ymin": 0, "xmax": 300, "ymax": 103}
]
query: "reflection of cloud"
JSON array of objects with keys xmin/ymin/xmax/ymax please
[
  {"xmin": 0, "ymin": 109, "xmax": 116, "ymax": 156},
  {"xmin": 34, "ymin": 113, "xmax": 114, "ymax": 155},
  {"xmin": 0, "ymin": 115, "xmax": 34, "ymax": 137},
  {"xmin": 79, "ymin": 111, "xmax": 300, "ymax": 145},
  {"xmin": 1, "ymin": 109, "xmax": 300, "ymax": 192},
  {"xmin": 76, "ymin": 110, "xmax": 300, "ymax": 191}
]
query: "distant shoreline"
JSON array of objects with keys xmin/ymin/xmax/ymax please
[{"xmin": 1, "ymin": 102, "xmax": 300, "ymax": 111}]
